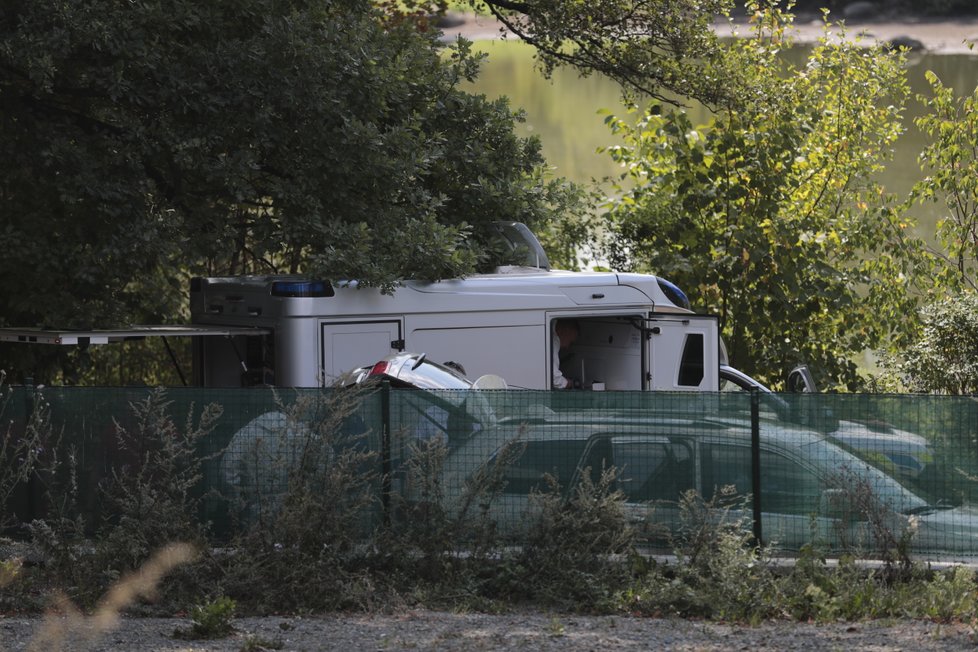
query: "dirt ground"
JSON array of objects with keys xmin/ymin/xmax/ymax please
[
  {"xmin": 440, "ymin": 10, "xmax": 978, "ymax": 55},
  {"xmin": 3, "ymin": 609, "xmax": 978, "ymax": 652}
]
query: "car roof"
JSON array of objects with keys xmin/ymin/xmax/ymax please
[{"xmin": 469, "ymin": 408, "xmax": 831, "ymax": 455}]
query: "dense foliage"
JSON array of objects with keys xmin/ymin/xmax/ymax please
[
  {"xmin": 883, "ymin": 63, "xmax": 978, "ymax": 393},
  {"xmin": 0, "ymin": 0, "xmax": 587, "ymax": 382},
  {"xmin": 596, "ymin": 8, "xmax": 926, "ymax": 389},
  {"xmin": 478, "ymin": 0, "xmax": 736, "ymax": 105},
  {"xmin": 473, "ymin": 1, "xmax": 977, "ymax": 390},
  {"xmin": 914, "ymin": 71, "xmax": 978, "ymax": 293},
  {"xmin": 0, "ymin": 0, "xmax": 580, "ymax": 331},
  {"xmin": 887, "ymin": 292, "xmax": 978, "ymax": 394}
]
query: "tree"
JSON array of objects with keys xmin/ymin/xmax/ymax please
[
  {"xmin": 0, "ymin": 0, "xmax": 580, "ymax": 331},
  {"xmin": 880, "ymin": 56, "xmax": 978, "ymax": 394},
  {"xmin": 913, "ymin": 68, "xmax": 978, "ymax": 292},
  {"xmin": 597, "ymin": 10, "xmax": 927, "ymax": 389},
  {"xmin": 887, "ymin": 292, "xmax": 978, "ymax": 394},
  {"xmin": 0, "ymin": 0, "xmax": 589, "ymax": 382},
  {"xmin": 477, "ymin": 0, "xmax": 737, "ymax": 106}
]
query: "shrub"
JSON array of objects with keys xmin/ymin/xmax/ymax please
[
  {"xmin": 98, "ymin": 390, "xmax": 222, "ymax": 566},
  {"xmin": 22, "ymin": 389, "xmax": 222, "ymax": 608},
  {"xmin": 219, "ymin": 388, "xmax": 382, "ymax": 612},
  {"xmin": 826, "ymin": 465, "xmax": 916, "ymax": 575},
  {"xmin": 0, "ymin": 374, "xmax": 52, "ymax": 529},
  {"xmin": 623, "ymin": 488, "xmax": 783, "ymax": 622},
  {"xmin": 174, "ymin": 595, "xmax": 237, "ymax": 639},
  {"xmin": 886, "ymin": 293, "xmax": 978, "ymax": 394},
  {"xmin": 510, "ymin": 465, "xmax": 637, "ymax": 610}
]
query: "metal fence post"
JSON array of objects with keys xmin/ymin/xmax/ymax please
[
  {"xmin": 380, "ymin": 380, "xmax": 392, "ymax": 528},
  {"xmin": 22, "ymin": 376, "xmax": 37, "ymax": 523},
  {"xmin": 750, "ymin": 388, "xmax": 763, "ymax": 547}
]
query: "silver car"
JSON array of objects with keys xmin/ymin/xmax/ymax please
[
  {"xmin": 440, "ymin": 408, "xmax": 976, "ymax": 558},
  {"xmin": 718, "ymin": 364, "xmax": 934, "ymax": 480}
]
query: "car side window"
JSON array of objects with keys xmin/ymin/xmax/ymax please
[
  {"xmin": 611, "ymin": 439, "xmax": 695, "ymax": 503},
  {"xmin": 499, "ymin": 440, "xmax": 587, "ymax": 495},
  {"xmin": 705, "ymin": 444, "xmax": 823, "ymax": 515},
  {"xmin": 580, "ymin": 437, "xmax": 614, "ymax": 486},
  {"xmin": 759, "ymin": 449, "xmax": 823, "ymax": 515},
  {"xmin": 703, "ymin": 444, "xmax": 753, "ymax": 500},
  {"xmin": 719, "ymin": 375, "xmax": 748, "ymax": 393}
]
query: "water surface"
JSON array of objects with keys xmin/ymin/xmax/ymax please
[{"xmin": 465, "ymin": 41, "xmax": 978, "ymax": 240}]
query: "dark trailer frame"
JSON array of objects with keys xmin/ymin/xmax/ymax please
[{"xmin": 0, "ymin": 325, "xmax": 271, "ymax": 386}]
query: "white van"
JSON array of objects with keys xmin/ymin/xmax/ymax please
[
  {"xmin": 188, "ymin": 268, "xmax": 719, "ymax": 392},
  {"xmin": 1, "ymin": 224, "xmax": 722, "ymax": 393}
]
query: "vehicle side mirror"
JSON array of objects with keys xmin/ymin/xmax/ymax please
[
  {"xmin": 785, "ymin": 365, "xmax": 839, "ymax": 433},
  {"xmin": 786, "ymin": 365, "xmax": 817, "ymax": 393}
]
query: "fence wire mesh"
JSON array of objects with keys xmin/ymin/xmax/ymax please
[{"xmin": 3, "ymin": 384, "xmax": 978, "ymax": 561}]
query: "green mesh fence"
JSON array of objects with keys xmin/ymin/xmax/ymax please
[{"xmin": 3, "ymin": 384, "xmax": 978, "ymax": 561}]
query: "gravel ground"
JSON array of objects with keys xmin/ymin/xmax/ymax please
[{"xmin": 2, "ymin": 610, "xmax": 977, "ymax": 652}]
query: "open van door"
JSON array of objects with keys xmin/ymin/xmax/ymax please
[{"xmin": 646, "ymin": 315, "xmax": 720, "ymax": 391}]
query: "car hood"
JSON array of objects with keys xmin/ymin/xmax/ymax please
[
  {"xmin": 830, "ymin": 420, "xmax": 930, "ymax": 453},
  {"xmin": 913, "ymin": 504, "xmax": 978, "ymax": 555}
]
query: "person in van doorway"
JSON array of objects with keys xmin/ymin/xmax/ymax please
[{"xmin": 552, "ymin": 319, "xmax": 580, "ymax": 389}]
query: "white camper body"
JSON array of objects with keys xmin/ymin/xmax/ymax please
[
  {"xmin": 188, "ymin": 268, "xmax": 720, "ymax": 391},
  {"xmin": 0, "ymin": 225, "xmax": 720, "ymax": 391}
]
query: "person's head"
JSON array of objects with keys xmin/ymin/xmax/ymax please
[{"xmin": 555, "ymin": 319, "xmax": 579, "ymax": 348}]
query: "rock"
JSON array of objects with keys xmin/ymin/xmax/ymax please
[
  {"xmin": 432, "ymin": 12, "xmax": 467, "ymax": 29},
  {"xmin": 887, "ymin": 35, "xmax": 926, "ymax": 51},
  {"xmin": 842, "ymin": 1, "xmax": 878, "ymax": 21}
]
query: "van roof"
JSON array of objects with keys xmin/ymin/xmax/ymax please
[{"xmin": 190, "ymin": 269, "xmax": 693, "ymax": 322}]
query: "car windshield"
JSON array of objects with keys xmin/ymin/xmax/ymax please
[
  {"xmin": 391, "ymin": 358, "xmax": 498, "ymax": 430},
  {"xmin": 395, "ymin": 360, "xmax": 473, "ymax": 390}
]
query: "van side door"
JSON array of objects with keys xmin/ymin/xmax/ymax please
[
  {"xmin": 320, "ymin": 320, "xmax": 403, "ymax": 385},
  {"xmin": 646, "ymin": 314, "xmax": 720, "ymax": 391}
]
